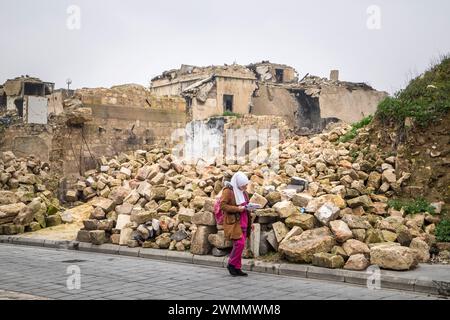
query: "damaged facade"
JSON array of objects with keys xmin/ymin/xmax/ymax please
[
  {"xmin": 150, "ymin": 62, "xmax": 388, "ymax": 134},
  {"xmin": 151, "ymin": 64, "xmax": 257, "ymax": 120},
  {"xmin": 0, "ymin": 76, "xmax": 55, "ymax": 124},
  {"xmin": 1, "ymin": 83, "xmax": 186, "ymax": 184}
]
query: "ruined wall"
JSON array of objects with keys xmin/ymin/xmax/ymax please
[
  {"xmin": 47, "ymin": 92, "xmax": 64, "ymax": 115},
  {"xmin": 182, "ymin": 115, "xmax": 290, "ymax": 165},
  {"xmin": 150, "ymin": 63, "xmax": 388, "ymax": 130},
  {"xmin": 0, "ymin": 125, "xmax": 52, "ymax": 161},
  {"xmin": 71, "ymin": 85, "xmax": 186, "ymax": 166},
  {"xmin": 151, "ymin": 76, "xmax": 205, "ymax": 96},
  {"xmin": 319, "ymin": 86, "xmax": 387, "ymax": 123},
  {"xmin": 48, "ymin": 90, "xmax": 74, "ymax": 115},
  {"xmin": 248, "ymin": 63, "xmax": 298, "ymax": 83},
  {"xmin": 252, "ymin": 83, "xmax": 387, "ymax": 133},
  {"xmin": 6, "ymin": 97, "xmax": 16, "ymax": 111},
  {"xmin": 188, "ymin": 77, "xmax": 257, "ymax": 120},
  {"xmin": 292, "ymin": 89, "xmax": 330, "ymax": 134},
  {"xmin": 76, "ymin": 84, "xmax": 185, "ymax": 111},
  {"xmin": 251, "ymin": 84, "xmax": 298, "ymax": 127},
  {"xmin": 190, "ymin": 83, "xmax": 220, "ymax": 120},
  {"xmin": 86, "ymin": 104, "xmax": 185, "ymax": 152},
  {"xmin": 224, "ymin": 115, "xmax": 290, "ymax": 163},
  {"xmin": 215, "ymin": 77, "xmax": 256, "ymax": 115},
  {"xmin": 57, "ymin": 105, "xmax": 186, "ymax": 181},
  {"xmin": 224, "ymin": 115, "xmax": 290, "ymax": 138},
  {"xmin": 0, "ymin": 87, "xmax": 187, "ymax": 181},
  {"xmin": 282, "ymin": 68, "xmax": 297, "ymax": 83}
]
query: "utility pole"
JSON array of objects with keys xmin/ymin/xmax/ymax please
[{"xmin": 66, "ymin": 78, "xmax": 72, "ymax": 91}]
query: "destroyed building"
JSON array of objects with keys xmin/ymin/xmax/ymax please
[
  {"xmin": 47, "ymin": 89, "xmax": 74, "ymax": 116},
  {"xmin": 1, "ymin": 83, "xmax": 187, "ymax": 183},
  {"xmin": 150, "ymin": 62, "xmax": 388, "ymax": 134},
  {"xmin": 0, "ymin": 62, "xmax": 387, "ymax": 180},
  {"xmin": 151, "ymin": 64, "xmax": 258, "ymax": 120},
  {"xmin": 0, "ymin": 76, "xmax": 55, "ymax": 124}
]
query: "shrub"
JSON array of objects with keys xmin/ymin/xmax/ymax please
[
  {"xmin": 388, "ymin": 197, "xmax": 436, "ymax": 215},
  {"xmin": 222, "ymin": 111, "xmax": 242, "ymax": 118},
  {"xmin": 436, "ymin": 219, "xmax": 450, "ymax": 242},
  {"xmin": 376, "ymin": 55, "xmax": 450, "ymax": 126},
  {"xmin": 339, "ymin": 115, "xmax": 373, "ymax": 143}
]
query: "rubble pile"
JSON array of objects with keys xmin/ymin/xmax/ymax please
[
  {"xmin": 70, "ymin": 123, "xmax": 446, "ymax": 270},
  {"xmin": 72, "ymin": 148, "xmax": 225, "ymax": 252},
  {"xmin": 297, "ymin": 75, "xmax": 374, "ymax": 91},
  {"xmin": 0, "ymin": 151, "xmax": 66, "ymax": 235},
  {"xmin": 0, "ymin": 110, "xmax": 21, "ymax": 135}
]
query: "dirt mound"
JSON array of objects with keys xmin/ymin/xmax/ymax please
[
  {"xmin": 367, "ymin": 114, "xmax": 449, "ymax": 206},
  {"xmin": 354, "ymin": 56, "xmax": 450, "ymax": 214}
]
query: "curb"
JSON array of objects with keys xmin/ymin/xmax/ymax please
[{"xmin": 0, "ymin": 235, "xmax": 448, "ymax": 297}]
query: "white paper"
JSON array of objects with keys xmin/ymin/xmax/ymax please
[{"xmin": 246, "ymin": 203, "xmax": 262, "ymax": 211}]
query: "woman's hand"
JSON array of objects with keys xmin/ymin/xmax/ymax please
[{"xmin": 237, "ymin": 206, "xmax": 246, "ymax": 212}]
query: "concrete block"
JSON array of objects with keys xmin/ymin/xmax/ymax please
[
  {"xmin": 91, "ymin": 243, "xmax": 120, "ymax": 255},
  {"xmin": 343, "ymin": 270, "xmax": 370, "ymax": 286},
  {"xmin": 193, "ymin": 255, "xmax": 224, "ymax": 267},
  {"xmin": 118, "ymin": 246, "xmax": 140, "ymax": 257},
  {"xmin": 278, "ymin": 263, "xmax": 308, "ymax": 278},
  {"xmin": 252, "ymin": 261, "xmax": 280, "ymax": 275},
  {"xmin": 77, "ymin": 242, "xmax": 94, "ymax": 252},
  {"xmin": 0, "ymin": 235, "xmax": 12, "ymax": 243},
  {"xmin": 415, "ymin": 279, "xmax": 448, "ymax": 296},
  {"xmin": 166, "ymin": 251, "xmax": 194, "ymax": 264},
  {"xmin": 12, "ymin": 237, "xmax": 44, "ymax": 247},
  {"xmin": 307, "ymin": 266, "xmax": 345, "ymax": 282},
  {"xmin": 379, "ymin": 275, "xmax": 415, "ymax": 292},
  {"xmin": 139, "ymin": 248, "xmax": 167, "ymax": 261},
  {"xmin": 55, "ymin": 240, "xmax": 74, "ymax": 249},
  {"xmin": 43, "ymin": 239, "xmax": 59, "ymax": 248}
]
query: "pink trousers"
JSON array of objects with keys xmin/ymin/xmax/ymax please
[{"xmin": 228, "ymin": 229, "xmax": 246, "ymax": 270}]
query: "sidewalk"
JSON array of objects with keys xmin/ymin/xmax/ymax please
[{"xmin": 1, "ymin": 234, "xmax": 449, "ymax": 297}]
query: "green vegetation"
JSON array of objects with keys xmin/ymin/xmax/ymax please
[
  {"xmin": 222, "ymin": 111, "xmax": 242, "ymax": 118},
  {"xmin": 376, "ymin": 55, "xmax": 450, "ymax": 126},
  {"xmin": 388, "ymin": 197, "xmax": 436, "ymax": 215},
  {"xmin": 350, "ymin": 150, "xmax": 359, "ymax": 161},
  {"xmin": 436, "ymin": 219, "xmax": 450, "ymax": 242},
  {"xmin": 339, "ymin": 115, "xmax": 373, "ymax": 143}
]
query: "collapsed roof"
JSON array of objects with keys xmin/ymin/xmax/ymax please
[
  {"xmin": 2, "ymin": 76, "xmax": 54, "ymax": 96},
  {"xmin": 151, "ymin": 61, "xmax": 376, "ymax": 93},
  {"xmin": 151, "ymin": 64, "xmax": 255, "ymax": 82}
]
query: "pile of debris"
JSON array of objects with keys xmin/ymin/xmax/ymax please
[
  {"xmin": 70, "ymin": 123, "xmax": 447, "ymax": 270},
  {"xmin": 0, "ymin": 110, "xmax": 21, "ymax": 136},
  {"xmin": 0, "ymin": 151, "xmax": 67, "ymax": 235},
  {"xmin": 72, "ymin": 148, "xmax": 224, "ymax": 252},
  {"xmin": 297, "ymin": 75, "xmax": 374, "ymax": 91}
]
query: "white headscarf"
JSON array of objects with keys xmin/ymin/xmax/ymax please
[{"xmin": 229, "ymin": 171, "xmax": 249, "ymax": 205}]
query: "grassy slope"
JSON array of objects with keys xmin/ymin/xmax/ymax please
[{"xmin": 351, "ymin": 56, "xmax": 450, "ymax": 216}]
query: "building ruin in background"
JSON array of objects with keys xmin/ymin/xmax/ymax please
[
  {"xmin": 150, "ymin": 61, "xmax": 388, "ymax": 134},
  {"xmin": 0, "ymin": 76, "xmax": 55, "ymax": 124},
  {"xmin": 0, "ymin": 84, "xmax": 187, "ymax": 185},
  {"xmin": 0, "ymin": 60, "xmax": 388, "ymax": 182}
]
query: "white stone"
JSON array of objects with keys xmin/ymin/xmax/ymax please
[
  {"xmin": 314, "ymin": 203, "xmax": 340, "ymax": 226},
  {"xmin": 115, "ymin": 214, "xmax": 131, "ymax": 230}
]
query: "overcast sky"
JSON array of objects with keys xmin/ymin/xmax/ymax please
[{"xmin": 0, "ymin": 0, "xmax": 449, "ymax": 94}]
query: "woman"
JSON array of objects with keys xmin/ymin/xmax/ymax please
[{"xmin": 220, "ymin": 171, "xmax": 252, "ymax": 277}]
